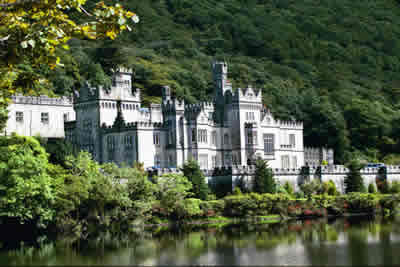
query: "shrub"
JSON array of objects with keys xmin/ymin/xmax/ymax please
[
  {"xmin": 376, "ymin": 178, "xmax": 390, "ymax": 194},
  {"xmin": 283, "ymin": 181, "xmax": 295, "ymax": 196},
  {"xmin": 322, "ymin": 180, "xmax": 338, "ymax": 196},
  {"xmin": 200, "ymin": 200, "xmax": 225, "ymax": 217},
  {"xmin": 182, "ymin": 160, "xmax": 209, "ymax": 200},
  {"xmin": 56, "ymin": 152, "xmax": 133, "ymax": 229},
  {"xmin": 175, "ymin": 198, "xmax": 203, "ymax": 219},
  {"xmin": 344, "ymin": 160, "xmax": 365, "ymax": 193},
  {"xmin": 223, "ymin": 193, "xmax": 291, "ymax": 217},
  {"xmin": 294, "ymin": 191, "xmax": 305, "ymax": 199},
  {"xmin": 390, "ymin": 181, "xmax": 400, "ymax": 194},
  {"xmin": 155, "ymin": 173, "xmax": 193, "ymax": 215},
  {"xmin": 254, "ymin": 159, "xmax": 276, "ymax": 194},
  {"xmin": 300, "ymin": 179, "xmax": 323, "ymax": 197},
  {"xmin": 209, "ymin": 175, "xmax": 232, "ymax": 198},
  {"xmin": 368, "ymin": 183, "xmax": 377, "ymax": 194},
  {"xmin": 233, "ymin": 187, "xmax": 243, "ymax": 195}
]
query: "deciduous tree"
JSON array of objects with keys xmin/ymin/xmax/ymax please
[{"xmin": 0, "ymin": 0, "xmax": 138, "ymax": 130}]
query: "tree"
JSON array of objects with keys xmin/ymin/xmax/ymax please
[
  {"xmin": 182, "ymin": 159, "xmax": 209, "ymax": 200},
  {"xmin": 344, "ymin": 160, "xmax": 366, "ymax": 193},
  {"xmin": 0, "ymin": 134, "xmax": 56, "ymax": 227},
  {"xmin": 254, "ymin": 158, "xmax": 276, "ymax": 194},
  {"xmin": 0, "ymin": 0, "xmax": 138, "ymax": 130},
  {"xmin": 55, "ymin": 152, "xmax": 132, "ymax": 227},
  {"xmin": 155, "ymin": 173, "xmax": 192, "ymax": 214}
]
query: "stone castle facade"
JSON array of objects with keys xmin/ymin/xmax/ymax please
[
  {"xmin": 4, "ymin": 62, "xmax": 337, "ymax": 170},
  {"xmin": 2, "ymin": 94, "xmax": 75, "ymax": 138},
  {"xmin": 64, "ymin": 62, "xmax": 304, "ymax": 169}
]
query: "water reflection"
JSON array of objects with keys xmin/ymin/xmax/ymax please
[{"xmin": 1, "ymin": 216, "xmax": 400, "ymax": 266}]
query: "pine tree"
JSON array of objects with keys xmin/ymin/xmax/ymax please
[
  {"xmin": 344, "ymin": 160, "xmax": 366, "ymax": 193},
  {"xmin": 254, "ymin": 159, "xmax": 276, "ymax": 194},
  {"xmin": 182, "ymin": 159, "xmax": 209, "ymax": 200}
]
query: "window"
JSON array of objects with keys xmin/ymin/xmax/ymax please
[
  {"xmin": 232, "ymin": 154, "xmax": 238, "ymax": 165},
  {"xmin": 198, "ymin": 129, "xmax": 207, "ymax": 143},
  {"xmin": 153, "ymin": 132, "xmax": 160, "ymax": 145},
  {"xmin": 124, "ymin": 135, "xmax": 134, "ymax": 148},
  {"xmin": 253, "ymin": 131, "xmax": 258, "ymax": 145},
  {"xmin": 224, "ymin": 133, "xmax": 230, "ymax": 145},
  {"xmin": 191, "ymin": 128, "xmax": 197, "ymax": 142},
  {"xmin": 211, "ymin": 131, "xmax": 217, "ymax": 146},
  {"xmin": 246, "ymin": 131, "xmax": 252, "ymax": 144},
  {"xmin": 224, "ymin": 152, "xmax": 232, "ymax": 166},
  {"xmin": 246, "ymin": 112, "xmax": 255, "ymax": 121},
  {"xmin": 83, "ymin": 119, "xmax": 92, "ymax": 130},
  {"xmin": 16, "ymin": 111, "xmax": 23, "ymax": 122},
  {"xmin": 289, "ymin": 134, "xmax": 296, "ymax": 147},
  {"xmin": 292, "ymin": 156, "xmax": 297, "ymax": 169},
  {"xmin": 41, "ymin": 112, "xmax": 49, "ymax": 123},
  {"xmin": 281, "ymin": 155, "xmax": 290, "ymax": 169},
  {"xmin": 211, "ymin": 156, "xmax": 217, "ymax": 168},
  {"xmin": 107, "ymin": 136, "xmax": 115, "ymax": 151},
  {"xmin": 199, "ymin": 154, "xmax": 208, "ymax": 170},
  {"xmin": 246, "ymin": 130, "xmax": 258, "ymax": 145},
  {"xmin": 263, "ymin": 134, "xmax": 274, "ymax": 155}
]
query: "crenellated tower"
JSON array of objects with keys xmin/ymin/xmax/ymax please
[{"xmin": 213, "ymin": 61, "xmax": 232, "ymax": 125}]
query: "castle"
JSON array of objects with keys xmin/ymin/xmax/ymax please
[
  {"xmin": 7, "ymin": 62, "xmax": 400, "ymax": 193},
  {"xmin": 3, "ymin": 62, "xmax": 333, "ymax": 170},
  {"xmin": 63, "ymin": 62, "xmax": 304, "ymax": 169}
]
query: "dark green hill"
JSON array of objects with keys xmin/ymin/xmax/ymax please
[{"xmin": 51, "ymin": 0, "xmax": 400, "ymax": 163}]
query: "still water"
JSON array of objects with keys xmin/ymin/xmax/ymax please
[{"xmin": 1, "ymin": 216, "xmax": 400, "ymax": 266}]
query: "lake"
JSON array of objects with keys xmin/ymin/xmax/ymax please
[{"xmin": 1, "ymin": 215, "xmax": 400, "ymax": 266}]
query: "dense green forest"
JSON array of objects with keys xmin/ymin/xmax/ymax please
[{"xmin": 47, "ymin": 0, "xmax": 400, "ymax": 163}]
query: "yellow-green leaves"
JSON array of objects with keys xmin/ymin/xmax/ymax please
[{"xmin": 0, "ymin": 0, "xmax": 138, "ymax": 102}]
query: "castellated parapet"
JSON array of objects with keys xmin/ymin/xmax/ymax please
[
  {"xmin": 11, "ymin": 94, "xmax": 73, "ymax": 106},
  {"xmin": 233, "ymin": 86, "xmax": 263, "ymax": 103}
]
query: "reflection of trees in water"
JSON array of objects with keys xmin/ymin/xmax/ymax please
[{"xmin": 3, "ymin": 217, "xmax": 400, "ymax": 265}]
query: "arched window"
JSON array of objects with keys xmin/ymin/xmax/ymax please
[{"xmin": 224, "ymin": 133, "xmax": 229, "ymax": 145}]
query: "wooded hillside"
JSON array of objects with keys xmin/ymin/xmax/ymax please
[{"xmin": 48, "ymin": 0, "xmax": 400, "ymax": 163}]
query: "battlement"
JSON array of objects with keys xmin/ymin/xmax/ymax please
[
  {"xmin": 184, "ymin": 102, "xmax": 214, "ymax": 112},
  {"xmin": 276, "ymin": 119, "xmax": 303, "ymax": 129},
  {"xmin": 162, "ymin": 98, "xmax": 185, "ymax": 113},
  {"xmin": 233, "ymin": 86, "xmax": 262, "ymax": 103},
  {"xmin": 11, "ymin": 95, "xmax": 73, "ymax": 106},
  {"xmin": 111, "ymin": 66, "xmax": 133, "ymax": 74},
  {"xmin": 101, "ymin": 121, "xmax": 165, "ymax": 132}
]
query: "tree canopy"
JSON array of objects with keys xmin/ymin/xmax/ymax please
[{"xmin": 0, "ymin": 0, "xmax": 138, "ymax": 126}]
